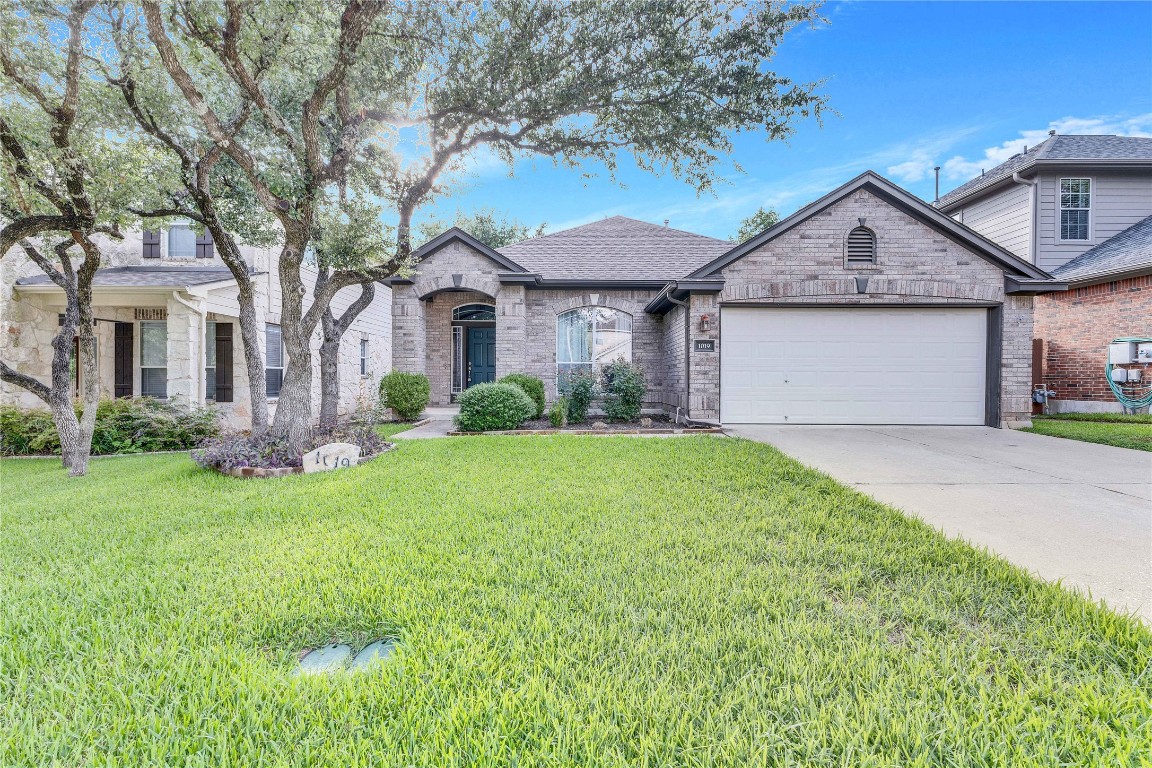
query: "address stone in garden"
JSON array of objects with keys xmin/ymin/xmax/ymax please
[{"xmin": 302, "ymin": 442, "xmax": 361, "ymax": 473}]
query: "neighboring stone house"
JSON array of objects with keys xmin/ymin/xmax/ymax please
[
  {"xmin": 389, "ymin": 171, "xmax": 1060, "ymax": 427},
  {"xmin": 938, "ymin": 133, "xmax": 1152, "ymax": 412},
  {"xmin": 0, "ymin": 223, "xmax": 391, "ymax": 429}
]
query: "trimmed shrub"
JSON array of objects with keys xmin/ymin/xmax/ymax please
[
  {"xmin": 548, "ymin": 397, "xmax": 569, "ymax": 428},
  {"xmin": 601, "ymin": 359, "xmax": 646, "ymax": 422},
  {"xmin": 499, "ymin": 374, "xmax": 546, "ymax": 418},
  {"xmin": 455, "ymin": 382, "xmax": 536, "ymax": 432},
  {"xmin": 559, "ymin": 368, "xmax": 597, "ymax": 424},
  {"xmin": 379, "ymin": 371, "xmax": 430, "ymax": 420},
  {"xmin": 0, "ymin": 399, "xmax": 219, "ymax": 456}
]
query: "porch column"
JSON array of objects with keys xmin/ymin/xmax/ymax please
[
  {"xmin": 166, "ymin": 292, "xmax": 206, "ymax": 405},
  {"xmin": 687, "ymin": 292, "xmax": 720, "ymax": 422},
  {"xmin": 495, "ymin": 285, "xmax": 526, "ymax": 379},
  {"xmin": 391, "ymin": 283, "xmax": 425, "ymax": 374}
]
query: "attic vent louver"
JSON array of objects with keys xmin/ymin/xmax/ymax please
[{"xmin": 846, "ymin": 227, "xmax": 876, "ymax": 264}]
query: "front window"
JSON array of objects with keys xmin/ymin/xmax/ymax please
[
  {"xmin": 205, "ymin": 320, "xmax": 217, "ymax": 401},
  {"xmin": 360, "ymin": 338, "xmax": 369, "ymax": 377},
  {"xmin": 453, "ymin": 303, "xmax": 495, "ymax": 321},
  {"xmin": 140, "ymin": 321, "xmax": 168, "ymax": 398},
  {"xmin": 556, "ymin": 306, "xmax": 632, "ymax": 379},
  {"xmin": 168, "ymin": 222, "xmax": 196, "ymax": 259},
  {"xmin": 1060, "ymin": 178, "xmax": 1091, "ymax": 241},
  {"xmin": 265, "ymin": 324, "xmax": 283, "ymax": 398}
]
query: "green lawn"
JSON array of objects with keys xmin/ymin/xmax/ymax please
[
  {"xmin": 376, "ymin": 421, "xmax": 417, "ymax": 439},
  {"xmin": 1024, "ymin": 413, "xmax": 1152, "ymax": 451},
  {"xmin": 1, "ymin": 437, "xmax": 1149, "ymax": 766}
]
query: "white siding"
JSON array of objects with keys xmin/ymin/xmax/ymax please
[
  {"xmin": 953, "ymin": 182, "xmax": 1032, "ymax": 261},
  {"xmin": 1035, "ymin": 170, "xmax": 1152, "ymax": 272}
]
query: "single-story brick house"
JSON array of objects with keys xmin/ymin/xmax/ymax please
[{"xmin": 389, "ymin": 171, "xmax": 1063, "ymax": 426}]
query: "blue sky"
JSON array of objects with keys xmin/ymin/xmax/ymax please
[{"xmin": 416, "ymin": 0, "xmax": 1152, "ymax": 241}]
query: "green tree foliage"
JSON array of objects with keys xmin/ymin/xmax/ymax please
[
  {"xmin": 732, "ymin": 207, "xmax": 781, "ymax": 242},
  {"xmin": 418, "ymin": 209, "xmax": 546, "ymax": 249}
]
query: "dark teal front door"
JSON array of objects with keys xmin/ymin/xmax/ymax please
[{"xmin": 467, "ymin": 327, "xmax": 496, "ymax": 387}]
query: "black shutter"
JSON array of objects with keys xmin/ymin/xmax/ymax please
[
  {"xmin": 195, "ymin": 230, "xmax": 214, "ymax": 258},
  {"xmin": 114, "ymin": 322, "xmax": 133, "ymax": 398},
  {"xmin": 215, "ymin": 322, "xmax": 233, "ymax": 403},
  {"xmin": 142, "ymin": 230, "xmax": 161, "ymax": 259}
]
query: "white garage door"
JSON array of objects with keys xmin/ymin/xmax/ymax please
[{"xmin": 720, "ymin": 307, "xmax": 987, "ymax": 425}]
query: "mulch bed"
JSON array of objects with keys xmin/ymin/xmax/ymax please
[{"xmin": 450, "ymin": 415, "xmax": 724, "ymax": 436}]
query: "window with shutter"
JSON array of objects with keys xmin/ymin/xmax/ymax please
[
  {"xmin": 140, "ymin": 321, "xmax": 168, "ymax": 398},
  {"xmin": 114, "ymin": 322, "xmax": 133, "ymax": 398},
  {"xmin": 846, "ymin": 227, "xmax": 877, "ymax": 264},
  {"xmin": 196, "ymin": 230, "xmax": 215, "ymax": 258},
  {"xmin": 142, "ymin": 230, "xmax": 161, "ymax": 259},
  {"xmin": 265, "ymin": 324, "xmax": 284, "ymax": 398},
  {"xmin": 214, "ymin": 322, "xmax": 234, "ymax": 402}
]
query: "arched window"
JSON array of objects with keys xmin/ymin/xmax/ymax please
[
  {"xmin": 452, "ymin": 303, "xmax": 496, "ymax": 321},
  {"xmin": 846, "ymin": 226, "xmax": 877, "ymax": 264},
  {"xmin": 557, "ymin": 307, "xmax": 632, "ymax": 377}
]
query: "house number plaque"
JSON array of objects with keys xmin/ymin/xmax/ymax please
[{"xmin": 693, "ymin": 339, "xmax": 716, "ymax": 352}]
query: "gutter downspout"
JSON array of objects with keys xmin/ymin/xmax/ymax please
[
  {"xmin": 1011, "ymin": 172, "xmax": 1038, "ymax": 264},
  {"xmin": 172, "ymin": 290, "xmax": 207, "ymax": 403},
  {"xmin": 665, "ymin": 288, "xmax": 690, "ymax": 424}
]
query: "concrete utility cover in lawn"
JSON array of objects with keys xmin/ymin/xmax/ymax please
[
  {"xmin": 295, "ymin": 643, "xmax": 352, "ymax": 675},
  {"xmin": 350, "ymin": 640, "xmax": 397, "ymax": 671}
]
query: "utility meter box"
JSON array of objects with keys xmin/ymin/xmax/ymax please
[
  {"xmin": 1137, "ymin": 343, "xmax": 1152, "ymax": 363},
  {"xmin": 1111, "ymin": 367, "xmax": 1129, "ymax": 383},
  {"xmin": 1128, "ymin": 368, "xmax": 1145, "ymax": 383},
  {"xmin": 1109, "ymin": 342, "xmax": 1137, "ymax": 364}
]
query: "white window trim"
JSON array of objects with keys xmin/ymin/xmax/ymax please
[
  {"xmin": 360, "ymin": 338, "xmax": 370, "ymax": 378},
  {"xmin": 555, "ymin": 306, "xmax": 634, "ymax": 378},
  {"xmin": 1058, "ymin": 177, "xmax": 1093, "ymax": 243},
  {"xmin": 167, "ymin": 219, "xmax": 197, "ymax": 259},
  {"xmin": 139, "ymin": 320, "xmax": 168, "ymax": 399},
  {"xmin": 265, "ymin": 323, "xmax": 284, "ymax": 401}
]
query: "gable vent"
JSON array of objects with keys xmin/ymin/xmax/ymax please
[{"xmin": 846, "ymin": 227, "xmax": 876, "ymax": 264}]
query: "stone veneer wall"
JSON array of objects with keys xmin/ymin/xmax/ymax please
[
  {"xmin": 659, "ymin": 303, "xmax": 687, "ymax": 415},
  {"xmin": 682, "ymin": 188, "xmax": 1034, "ymax": 425}
]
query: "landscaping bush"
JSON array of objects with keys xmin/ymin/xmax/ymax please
[
  {"xmin": 549, "ymin": 397, "xmax": 569, "ymax": 428},
  {"xmin": 499, "ymin": 373, "xmax": 546, "ymax": 418},
  {"xmin": 455, "ymin": 382, "xmax": 536, "ymax": 432},
  {"xmin": 379, "ymin": 371, "xmax": 430, "ymax": 420},
  {"xmin": 0, "ymin": 399, "xmax": 219, "ymax": 456},
  {"xmin": 559, "ymin": 368, "xmax": 597, "ymax": 424},
  {"xmin": 601, "ymin": 359, "xmax": 646, "ymax": 422}
]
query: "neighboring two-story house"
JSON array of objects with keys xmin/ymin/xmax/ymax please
[
  {"xmin": 0, "ymin": 223, "xmax": 392, "ymax": 429},
  {"xmin": 937, "ymin": 133, "xmax": 1152, "ymax": 412}
]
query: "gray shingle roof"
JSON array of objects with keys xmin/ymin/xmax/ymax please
[
  {"xmin": 1051, "ymin": 215, "xmax": 1152, "ymax": 283},
  {"xmin": 497, "ymin": 216, "xmax": 730, "ymax": 280},
  {"xmin": 938, "ymin": 134, "xmax": 1152, "ymax": 208},
  {"xmin": 16, "ymin": 266, "xmax": 239, "ymax": 288}
]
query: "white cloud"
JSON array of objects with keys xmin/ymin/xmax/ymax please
[{"xmin": 940, "ymin": 113, "xmax": 1152, "ymax": 180}]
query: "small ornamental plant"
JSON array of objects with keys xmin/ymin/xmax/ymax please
[
  {"xmin": 601, "ymin": 359, "xmax": 646, "ymax": 422},
  {"xmin": 498, "ymin": 374, "xmax": 546, "ymax": 418},
  {"xmin": 548, "ymin": 397, "xmax": 569, "ymax": 428},
  {"xmin": 379, "ymin": 372, "xmax": 431, "ymax": 420},
  {"xmin": 558, "ymin": 368, "xmax": 597, "ymax": 424},
  {"xmin": 455, "ymin": 382, "xmax": 536, "ymax": 432}
]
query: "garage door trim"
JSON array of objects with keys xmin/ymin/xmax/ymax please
[{"xmin": 717, "ymin": 303, "xmax": 1002, "ymax": 427}]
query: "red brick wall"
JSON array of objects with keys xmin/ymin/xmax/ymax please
[{"xmin": 1033, "ymin": 274, "xmax": 1152, "ymax": 401}]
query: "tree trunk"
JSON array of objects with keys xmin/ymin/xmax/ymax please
[
  {"xmin": 318, "ymin": 310, "xmax": 341, "ymax": 430},
  {"xmin": 270, "ymin": 232, "xmax": 314, "ymax": 453},
  {"xmin": 317, "ymin": 283, "xmax": 375, "ymax": 429},
  {"xmin": 235, "ymin": 280, "xmax": 269, "ymax": 435}
]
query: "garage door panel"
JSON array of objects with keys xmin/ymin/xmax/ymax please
[{"xmin": 720, "ymin": 307, "xmax": 987, "ymax": 425}]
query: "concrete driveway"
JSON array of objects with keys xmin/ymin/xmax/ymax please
[{"xmin": 728, "ymin": 425, "xmax": 1152, "ymax": 621}]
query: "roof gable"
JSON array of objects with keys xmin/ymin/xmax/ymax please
[
  {"xmin": 497, "ymin": 216, "xmax": 729, "ymax": 281},
  {"xmin": 410, "ymin": 227, "xmax": 529, "ymax": 273},
  {"xmin": 689, "ymin": 171, "xmax": 1053, "ymax": 281}
]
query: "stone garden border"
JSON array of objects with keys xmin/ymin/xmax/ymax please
[{"xmin": 215, "ymin": 443, "xmax": 397, "ymax": 479}]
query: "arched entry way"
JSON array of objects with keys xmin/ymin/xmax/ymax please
[{"xmin": 451, "ymin": 301, "xmax": 497, "ymax": 394}]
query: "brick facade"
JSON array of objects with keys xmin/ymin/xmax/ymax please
[
  {"xmin": 393, "ymin": 187, "xmax": 1037, "ymax": 425},
  {"xmin": 1033, "ymin": 274, "xmax": 1152, "ymax": 404}
]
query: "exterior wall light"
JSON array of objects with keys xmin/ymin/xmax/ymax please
[{"xmin": 700, "ymin": 314, "xmax": 711, "ymax": 332}]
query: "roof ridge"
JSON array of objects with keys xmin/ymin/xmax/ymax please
[{"xmin": 499, "ymin": 214, "xmax": 727, "ymax": 252}]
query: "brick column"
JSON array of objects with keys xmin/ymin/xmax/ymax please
[
  {"xmin": 496, "ymin": 285, "xmax": 527, "ymax": 378},
  {"xmin": 687, "ymin": 292, "xmax": 720, "ymax": 421},
  {"xmin": 390, "ymin": 284, "xmax": 425, "ymax": 375}
]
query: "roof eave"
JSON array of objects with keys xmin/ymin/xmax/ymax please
[
  {"xmin": 1004, "ymin": 277, "xmax": 1069, "ymax": 295},
  {"xmin": 643, "ymin": 279, "xmax": 725, "ymax": 314},
  {"xmin": 939, "ymin": 158, "xmax": 1152, "ymax": 210},
  {"xmin": 1056, "ymin": 263, "xmax": 1152, "ymax": 287},
  {"xmin": 411, "ymin": 228, "xmax": 529, "ymax": 273}
]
